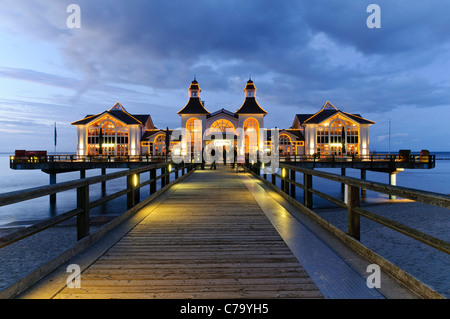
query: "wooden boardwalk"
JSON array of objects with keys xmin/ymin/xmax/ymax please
[{"xmin": 45, "ymin": 166, "xmax": 322, "ymax": 299}]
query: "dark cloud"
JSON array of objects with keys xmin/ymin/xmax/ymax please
[{"xmin": 0, "ymin": 0, "xmax": 449, "ymax": 116}]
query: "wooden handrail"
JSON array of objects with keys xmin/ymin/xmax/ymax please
[
  {"xmin": 0, "ymin": 162, "xmax": 197, "ymax": 248},
  {"xmin": 249, "ymin": 162, "xmax": 450, "ymax": 255}
]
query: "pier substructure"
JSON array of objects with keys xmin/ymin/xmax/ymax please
[
  {"xmin": 360, "ymin": 169, "xmax": 367, "ymax": 197},
  {"xmin": 49, "ymin": 173, "xmax": 56, "ymax": 205}
]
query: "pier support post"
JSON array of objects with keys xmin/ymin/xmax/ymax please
[
  {"xmin": 80, "ymin": 170, "xmax": 86, "ymax": 179},
  {"xmin": 347, "ymin": 185, "xmax": 360, "ymax": 240},
  {"xmin": 360, "ymin": 169, "xmax": 366, "ymax": 196},
  {"xmin": 389, "ymin": 172, "xmax": 397, "ymax": 200},
  {"xmin": 304, "ymin": 173, "xmax": 313, "ymax": 209},
  {"xmin": 49, "ymin": 173, "xmax": 56, "ymax": 205}
]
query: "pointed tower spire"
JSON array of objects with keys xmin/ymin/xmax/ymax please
[
  {"xmin": 235, "ymin": 78, "xmax": 267, "ymax": 115},
  {"xmin": 178, "ymin": 78, "xmax": 209, "ymax": 115}
]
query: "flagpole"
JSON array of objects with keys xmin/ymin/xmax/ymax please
[
  {"xmin": 388, "ymin": 120, "xmax": 391, "ymax": 155},
  {"xmin": 54, "ymin": 122, "xmax": 57, "ymax": 155}
]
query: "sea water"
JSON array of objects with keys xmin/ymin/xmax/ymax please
[{"xmin": 0, "ymin": 152, "xmax": 448, "ymax": 297}]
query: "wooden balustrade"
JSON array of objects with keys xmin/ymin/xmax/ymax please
[
  {"xmin": 0, "ymin": 162, "xmax": 197, "ymax": 248},
  {"xmin": 246, "ymin": 162, "xmax": 450, "ymax": 254}
]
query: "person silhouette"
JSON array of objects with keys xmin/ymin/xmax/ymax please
[{"xmin": 210, "ymin": 148, "xmax": 216, "ymax": 170}]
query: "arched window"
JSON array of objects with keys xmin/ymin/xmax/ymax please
[
  {"xmin": 210, "ymin": 119, "xmax": 235, "ymax": 133},
  {"xmin": 154, "ymin": 134, "xmax": 166, "ymax": 156},
  {"xmin": 329, "ymin": 120, "xmax": 345, "ymax": 155},
  {"xmin": 243, "ymin": 118, "xmax": 259, "ymax": 154},
  {"xmin": 186, "ymin": 117, "xmax": 201, "ymax": 133},
  {"xmin": 279, "ymin": 134, "xmax": 292, "ymax": 156},
  {"xmin": 87, "ymin": 119, "xmax": 118, "ymax": 155},
  {"xmin": 185, "ymin": 118, "xmax": 201, "ymax": 157}
]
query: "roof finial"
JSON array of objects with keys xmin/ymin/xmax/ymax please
[
  {"xmin": 249, "ymin": 74, "xmax": 252, "ymax": 81},
  {"xmin": 194, "ymin": 74, "xmax": 197, "ymax": 81}
]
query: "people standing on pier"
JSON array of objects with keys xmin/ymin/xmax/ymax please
[
  {"xmin": 210, "ymin": 148, "xmax": 216, "ymax": 170},
  {"xmin": 223, "ymin": 147, "xmax": 227, "ymax": 166}
]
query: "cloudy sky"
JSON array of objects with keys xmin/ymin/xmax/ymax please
[{"xmin": 0, "ymin": 0, "xmax": 449, "ymax": 152}]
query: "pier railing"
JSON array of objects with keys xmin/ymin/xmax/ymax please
[
  {"xmin": 246, "ymin": 162, "xmax": 450, "ymax": 254},
  {"xmin": 10, "ymin": 153, "xmax": 436, "ymax": 166},
  {"xmin": 10, "ymin": 154, "xmax": 169, "ymax": 164},
  {"xmin": 0, "ymin": 161, "xmax": 196, "ymax": 249}
]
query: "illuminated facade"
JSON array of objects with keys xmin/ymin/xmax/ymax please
[
  {"xmin": 292, "ymin": 101, "xmax": 374, "ymax": 157},
  {"xmin": 72, "ymin": 79, "xmax": 374, "ymax": 158}
]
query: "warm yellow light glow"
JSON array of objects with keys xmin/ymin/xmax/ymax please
[
  {"xmin": 168, "ymin": 164, "xmax": 172, "ymax": 171},
  {"xmin": 133, "ymin": 174, "xmax": 138, "ymax": 187},
  {"xmin": 282, "ymin": 168, "xmax": 286, "ymax": 178}
]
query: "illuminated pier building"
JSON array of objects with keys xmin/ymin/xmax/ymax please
[{"xmin": 72, "ymin": 79, "xmax": 374, "ymax": 158}]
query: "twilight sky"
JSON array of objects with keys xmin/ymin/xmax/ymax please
[{"xmin": 0, "ymin": 0, "xmax": 449, "ymax": 152}]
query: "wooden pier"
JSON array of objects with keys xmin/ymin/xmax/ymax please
[
  {"xmin": 17, "ymin": 166, "xmax": 322, "ymax": 299},
  {"xmin": 1, "ymin": 159, "xmax": 447, "ymax": 299}
]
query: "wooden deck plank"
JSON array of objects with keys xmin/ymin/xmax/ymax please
[{"xmin": 53, "ymin": 167, "xmax": 323, "ymax": 299}]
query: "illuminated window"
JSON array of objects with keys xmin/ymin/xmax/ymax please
[
  {"xmin": 243, "ymin": 118, "xmax": 259, "ymax": 154},
  {"xmin": 279, "ymin": 134, "xmax": 292, "ymax": 156},
  {"xmin": 211, "ymin": 119, "xmax": 235, "ymax": 133},
  {"xmin": 186, "ymin": 117, "xmax": 201, "ymax": 144},
  {"xmin": 154, "ymin": 134, "xmax": 166, "ymax": 155}
]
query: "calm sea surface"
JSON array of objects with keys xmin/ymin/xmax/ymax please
[{"xmin": 0, "ymin": 151, "xmax": 449, "ymax": 297}]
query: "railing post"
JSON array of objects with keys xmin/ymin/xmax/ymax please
[
  {"xmin": 76, "ymin": 182, "xmax": 89, "ymax": 240},
  {"xmin": 161, "ymin": 166, "xmax": 166, "ymax": 188},
  {"xmin": 290, "ymin": 169, "xmax": 296, "ymax": 198},
  {"xmin": 166, "ymin": 164, "xmax": 171, "ymax": 185},
  {"xmin": 150, "ymin": 168, "xmax": 157, "ymax": 194},
  {"xmin": 135, "ymin": 173, "xmax": 140, "ymax": 204},
  {"xmin": 347, "ymin": 185, "xmax": 360, "ymax": 240},
  {"xmin": 303, "ymin": 173, "xmax": 312, "ymax": 208},
  {"xmin": 101, "ymin": 168, "xmax": 106, "ymax": 197},
  {"xmin": 175, "ymin": 163, "xmax": 179, "ymax": 179},
  {"xmin": 127, "ymin": 173, "xmax": 135, "ymax": 209},
  {"xmin": 341, "ymin": 168, "xmax": 346, "ymax": 194}
]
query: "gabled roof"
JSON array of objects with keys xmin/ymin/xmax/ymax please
[
  {"xmin": 207, "ymin": 108, "xmax": 238, "ymax": 119},
  {"xmin": 141, "ymin": 129, "xmax": 182, "ymax": 142},
  {"xmin": 298, "ymin": 101, "xmax": 374, "ymax": 125},
  {"xmin": 71, "ymin": 102, "xmax": 149, "ymax": 126},
  {"xmin": 265, "ymin": 129, "xmax": 305, "ymax": 141}
]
